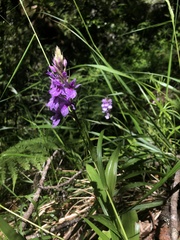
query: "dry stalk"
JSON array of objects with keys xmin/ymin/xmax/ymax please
[{"xmin": 21, "ymin": 150, "xmax": 59, "ymax": 230}]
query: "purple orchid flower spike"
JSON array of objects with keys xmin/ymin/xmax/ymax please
[
  {"xmin": 101, "ymin": 97, "xmax": 112, "ymax": 119},
  {"xmin": 46, "ymin": 46, "xmax": 80, "ymax": 126}
]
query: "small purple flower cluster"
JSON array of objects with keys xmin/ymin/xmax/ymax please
[
  {"xmin": 101, "ymin": 98, "xmax": 112, "ymax": 119},
  {"xmin": 47, "ymin": 46, "xmax": 80, "ymax": 126}
]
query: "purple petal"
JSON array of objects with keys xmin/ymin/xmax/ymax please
[
  {"xmin": 60, "ymin": 104, "xmax": 69, "ymax": 117},
  {"xmin": 46, "ymin": 97, "xmax": 56, "ymax": 111},
  {"xmin": 46, "ymin": 97, "xmax": 55, "ymax": 110},
  {"xmin": 51, "ymin": 114, "xmax": 61, "ymax": 127},
  {"xmin": 101, "ymin": 97, "xmax": 112, "ymax": 119},
  {"xmin": 46, "ymin": 46, "xmax": 80, "ymax": 126},
  {"xmin": 65, "ymin": 87, "xmax": 77, "ymax": 100},
  {"xmin": 105, "ymin": 113, "xmax": 110, "ymax": 119},
  {"xmin": 49, "ymin": 66, "xmax": 56, "ymax": 72},
  {"xmin": 63, "ymin": 59, "xmax": 67, "ymax": 67}
]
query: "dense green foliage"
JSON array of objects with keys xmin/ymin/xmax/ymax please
[
  {"xmin": 0, "ymin": 0, "xmax": 180, "ymax": 239},
  {"xmin": 1, "ymin": 0, "xmax": 179, "ymax": 150}
]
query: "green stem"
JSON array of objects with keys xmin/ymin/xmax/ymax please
[
  {"xmin": 106, "ymin": 190, "xmax": 128, "ymax": 240},
  {"xmin": 19, "ymin": 0, "xmax": 50, "ymax": 65},
  {"xmin": 71, "ymin": 109, "xmax": 94, "ymax": 158},
  {"xmin": 0, "ymin": 204, "xmax": 63, "ymax": 240},
  {"xmin": 0, "ymin": 34, "xmax": 35, "ymax": 100}
]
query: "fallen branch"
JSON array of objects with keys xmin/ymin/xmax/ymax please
[
  {"xmin": 39, "ymin": 170, "xmax": 82, "ymax": 191},
  {"xmin": 21, "ymin": 150, "xmax": 59, "ymax": 230}
]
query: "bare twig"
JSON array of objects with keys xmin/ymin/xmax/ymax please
[
  {"xmin": 170, "ymin": 170, "xmax": 180, "ymax": 240},
  {"xmin": 21, "ymin": 150, "xmax": 59, "ymax": 230},
  {"xmin": 39, "ymin": 170, "xmax": 82, "ymax": 191}
]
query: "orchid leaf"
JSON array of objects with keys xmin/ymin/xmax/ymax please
[
  {"xmin": 96, "ymin": 130, "xmax": 107, "ymax": 188},
  {"xmin": 105, "ymin": 147, "xmax": 119, "ymax": 197},
  {"xmin": 84, "ymin": 217, "xmax": 110, "ymax": 240},
  {"xmin": 0, "ymin": 216, "xmax": 25, "ymax": 240},
  {"xmin": 91, "ymin": 215, "xmax": 119, "ymax": 236},
  {"xmin": 86, "ymin": 164, "xmax": 107, "ymax": 202},
  {"xmin": 121, "ymin": 210, "xmax": 139, "ymax": 240}
]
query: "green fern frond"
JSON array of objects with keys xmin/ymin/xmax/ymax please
[{"xmin": 0, "ymin": 137, "xmax": 57, "ymax": 190}]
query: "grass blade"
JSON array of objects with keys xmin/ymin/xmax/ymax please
[
  {"xmin": 0, "ymin": 216, "xmax": 25, "ymax": 240},
  {"xmin": 84, "ymin": 218, "xmax": 110, "ymax": 240}
]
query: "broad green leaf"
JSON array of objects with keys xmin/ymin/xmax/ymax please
[
  {"xmin": 109, "ymin": 230, "xmax": 122, "ymax": 240},
  {"xmin": 86, "ymin": 164, "xmax": 107, "ymax": 202},
  {"xmin": 121, "ymin": 210, "xmax": 139, "ymax": 240},
  {"xmin": 0, "ymin": 216, "xmax": 25, "ymax": 240},
  {"xmin": 96, "ymin": 130, "xmax": 107, "ymax": 188},
  {"xmin": 121, "ymin": 182, "xmax": 149, "ymax": 192},
  {"xmin": 84, "ymin": 218, "xmax": 110, "ymax": 240},
  {"xmin": 98, "ymin": 230, "xmax": 111, "ymax": 240},
  {"xmin": 97, "ymin": 130, "xmax": 104, "ymax": 163},
  {"xmin": 132, "ymin": 200, "xmax": 163, "ymax": 211},
  {"xmin": 91, "ymin": 215, "xmax": 119, "ymax": 236},
  {"xmin": 105, "ymin": 147, "xmax": 119, "ymax": 197},
  {"xmin": 136, "ymin": 138, "xmax": 162, "ymax": 153}
]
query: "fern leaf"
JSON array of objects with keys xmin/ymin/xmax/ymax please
[{"xmin": 0, "ymin": 137, "xmax": 57, "ymax": 188}]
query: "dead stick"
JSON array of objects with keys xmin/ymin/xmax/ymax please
[
  {"xmin": 21, "ymin": 150, "xmax": 59, "ymax": 230},
  {"xmin": 170, "ymin": 169, "xmax": 180, "ymax": 240},
  {"xmin": 40, "ymin": 170, "xmax": 82, "ymax": 191}
]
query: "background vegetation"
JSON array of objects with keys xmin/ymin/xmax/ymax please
[{"xmin": 0, "ymin": 0, "xmax": 180, "ymax": 239}]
